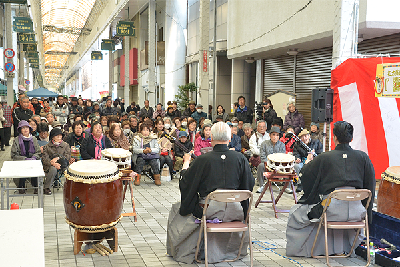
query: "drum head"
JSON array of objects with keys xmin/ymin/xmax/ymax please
[
  {"xmin": 267, "ymin": 153, "xmax": 295, "ymax": 162},
  {"xmin": 101, "ymin": 148, "xmax": 132, "ymax": 158},
  {"xmin": 68, "ymin": 159, "xmax": 118, "ymax": 176}
]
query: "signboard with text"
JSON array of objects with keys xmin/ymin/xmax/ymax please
[
  {"xmin": 29, "ymin": 58, "xmax": 39, "ymax": 64},
  {"xmin": 26, "ymin": 52, "xmax": 39, "ymax": 58},
  {"xmin": 116, "ymin": 21, "xmax": 135, "ymax": 36},
  {"xmin": 101, "ymin": 39, "xmax": 115, "ymax": 51},
  {"xmin": 18, "ymin": 33, "xmax": 35, "ymax": 44},
  {"xmin": 375, "ymin": 63, "xmax": 400, "ymax": 97},
  {"xmin": 91, "ymin": 51, "xmax": 103, "ymax": 60},
  {"xmin": 13, "ymin": 17, "xmax": 33, "ymax": 33},
  {"xmin": 30, "ymin": 64, "xmax": 39, "ymax": 69},
  {"xmin": 23, "ymin": 44, "xmax": 37, "ymax": 52}
]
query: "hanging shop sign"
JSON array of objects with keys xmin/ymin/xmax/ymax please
[
  {"xmin": 29, "ymin": 58, "xmax": 39, "ymax": 64},
  {"xmin": 23, "ymin": 43, "xmax": 37, "ymax": 52},
  {"xmin": 4, "ymin": 48, "xmax": 15, "ymax": 59},
  {"xmin": 91, "ymin": 51, "xmax": 103, "ymax": 60},
  {"xmin": 116, "ymin": 21, "xmax": 135, "ymax": 36},
  {"xmin": 375, "ymin": 63, "xmax": 400, "ymax": 97},
  {"xmin": 30, "ymin": 63, "xmax": 39, "ymax": 69},
  {"xmin": 13, "ymin": 17, "xmax": 33, "ymax": 33},
  {"xmin": 18, "ymin": 33, "xmax": 35, "ymax": 44},
  {"xmin": 4, "ymin": 62, "xmax": 15, "ymax": 72},
  {"xmin": 26, "ymin": 52, "xmax": 39, "ymax": 58},
  {"xmin": 101, "ymin": 39, "xmax": 115, "ymax": 51},
  {"xmin": 0, "ymin": 0, "xmax": 27, "ymax": 3}
]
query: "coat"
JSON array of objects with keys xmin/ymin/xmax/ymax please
[
  {"xmin": 228, "ymin": 134, "xmax": 241, "ymax": 152},
  {"xmin": 182, "ymin": 108, "xmax": 195, "ymax": 118},
  {"xmin": 102, "ymin": 106, "xmax": 118, "ymax": 116},
  {"xmin": 53, "ymin": 103, "xmax": 69, "ymax": 124},
  {"xmin": 194, "ymin": 136, "xmax": 212, "ymax": 156},
  {"xmin": 131, "ymin": 134, "xmax": 160, "ymax": 155},
  {"xmin": 80, "ymin": 134, "xmax": 113, "ymax": 160},
  {"xmin": 0, "ymin": 109, "xmax": 5, "ymax": 128},
  {"xmin": 293, "ymin": 138, "xmax": 323, "ymax": 161},
  {"xmin": 139, "ymin": 107, "xmax": 154, "ymax": 119},
  {"xmin": 283, "ymin": 109, "xmax": 305, "ymax": 135},
  {"xmin": 12, "ymin": 107, "xmax": 33, "ymax": 125},
  {"xmin": 234, "ymin": 106, "xmax": 253, "ymax": 123},
  {"xmin": 259, "ymin": 140, "xmax": 286, "ymax": 163},
  {"xmin": 42, "ymin": 141, "xmax": 71, "ymax": 173},
  {"xmin": 263, "ymin": 108, "xmax": 277, "ymax": 131},
  {"xmin": 70, "ymin": 105, "xmax": 83, "ymax": 115},
  {"xmin": 191, "ymin": 111, "xmax": 207, "ymax": 124},
  {"xmin": 10, "ymin": 136, "xmax": 41, "ymax": 161},
  {"xmin": 174, "ymin": 140, "xmax": 193, "ymax": 158}
]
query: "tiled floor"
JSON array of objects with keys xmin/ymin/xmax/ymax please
[{"xmin": 0, "ymin": 140, "xmax": 375, "ymax": 267}]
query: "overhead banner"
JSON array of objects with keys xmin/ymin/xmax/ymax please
[
  {"xmin": 13, "ymin": 17, "xmax": 33, "ymax": 33},
  {"xmin": 91, "ymin": 51, "xmax": 103, "ymax": 60},
  {"xmin": 18, "ymin": 33, "xmax": 35, "ymax": 44},
  {"xmin": 331, "ymin": 57, "xmax": 400, "ymax": 180},
  {"xmin": 101, "ymin": 39, "xmax": 115, "ymax": 51},
  {"xmin": 116, "ymin": 21, "xmax": 135, "ymax": 36}
]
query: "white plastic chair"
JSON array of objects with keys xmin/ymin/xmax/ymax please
[
  {"xmin": 194, "ymin": 190, "xmax": 253, "ymax": 267},
  {"xmin": 311, "ymin": 189, "xmax": 372, "ymax": 267}
]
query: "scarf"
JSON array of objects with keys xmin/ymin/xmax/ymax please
[
  {"xmin": 73, "ymin": 133, "xmax": 84, "ymax": 147},
  {"xmin": 18, "ymin": 134, "xmax": 35, "ymax": 157},
  {"xmin": 52, "ymin": 140, "xmax": 61, "ymax": 146},
  {"xmin": 92, "ymin": 133, "xmax": 104, "ymax": 159},
  {"xmin": 136, "ymin": 133, "xmax": 154, "ymax": 147},
  {"xmin": 109, "ymin": 132, "xmax": 130, "ymax": 150}
]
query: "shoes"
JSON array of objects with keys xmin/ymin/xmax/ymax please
[
  {"xmin": 44, "ymin": 188, "xmax": 52, "ymax": 195},
  {"xmin": 285, "ymin": 187, "xmax": 293, "ymax": 194},
  {"xmin": 18, "ymin": 189, "xmax": 26, "ymax": 194},
  {"xmin": 33, "ymin": 188, "xmax": 38, "ymax": 194},
  {"xmin": 256, "ymin": 185, "xmax": 264, "ymax": 193},
  {"xmin": 1, "ymin": 147, "xmax": 4, "ymax": 151}
]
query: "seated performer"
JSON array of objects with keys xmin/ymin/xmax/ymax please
[
  {"xmin": 167, "ymin": 122, "xmax": 254, "ymax": 264},
  {"xmin": 286, "ymin": 121, "xmax": 375, "ymax": 257},
  {"xmin": 256, "ymin": 126, "xmax": 286, "ymax": 193}
]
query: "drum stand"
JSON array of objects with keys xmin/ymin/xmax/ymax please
[
  {"xmin": 120, "ymin": 169, "xmax": 137, "ymax": 222},
  {"xmin": 255, "ymin": 171, "xmax": 298, "ymax": 218},
  {"xmin": 73, "ymin": 227, "xmax": 118, "ymax": 255}
]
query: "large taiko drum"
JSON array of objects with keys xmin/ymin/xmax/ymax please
[
  {"xmin": 266, "ymin": 153, "xmax": 295, "ymax": 174},
  {"xmin": 101, "ymin": 148, "xmax": 132, "ymax": 170},
  {"xmin": 378, "ymin": 166, "xmax": 400, "ymax": 219},
  {"xmin": 63, "ymin": 160, "xmax": 123, "ymax": 232}
]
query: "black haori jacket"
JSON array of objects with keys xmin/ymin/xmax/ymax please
[{"xmin": 179, "ymin": 144, "xmax": 255, "ymax": 218}]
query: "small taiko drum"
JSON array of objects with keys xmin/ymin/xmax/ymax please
[
  {"xmin": 378, "ymin": 166, "xmax": 400, "ymax": 219},
  {"xmin": 63, "ymin": 160, "xmax": 123, "ymax": 232},
  {"xmin": 266, "ymin": 153, "xmax": 295, "ymax": 174},
  {"xmin": 101, "ymin": 148, "xmax": 132, "ymax": 170}
]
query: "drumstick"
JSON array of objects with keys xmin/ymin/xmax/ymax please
[
  {"xmin": 98, "ymin": 243, "xmax": 113, "ymax": 254},
  {"xmin": 93, "ymin": 244, "xmax": 105, "ymax": 256},
  {"xmin": 94, "ymin": 244, "xmax": 109, "ymax": 256}
]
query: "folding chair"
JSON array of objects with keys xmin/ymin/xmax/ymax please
[
  {"xmin": 194, "ymin": 190, "xmax": 253, "ymax": 267},
  {"xmin": 311, "ymin": 189, "xmax": 372, "ymax": 267}
]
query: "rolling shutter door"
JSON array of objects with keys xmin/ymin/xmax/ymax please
[
  {"xmin": 295, "ymin": 46, "xmax": 332, "ymax": 127},
  {"xmin": 263, "ymin": 55, "xmax": 294, "ymax": 96},
  {"xmin": 358, "ymin": 33, "xmax": 400, "ymax": 55}
]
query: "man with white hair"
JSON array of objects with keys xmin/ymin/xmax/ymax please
[
  {"xmin": 167, "ymin": 122, "xmax": 254, "ymax": 264},
  {"xmin": 248, "ymin": 120, "xmax": 270, "ymax": 167}
]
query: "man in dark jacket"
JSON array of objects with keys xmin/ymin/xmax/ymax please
[
  {"xmin": 12, "ymin": 97, "xmax": 33, "ymax": 137},
  {"xmin": 126, "ymin": 101, "xmax": 140, "ymax": 114},
  {"xmin": 182, "ymin": 100, "xmax": 196, "ymax": 117},
  {"xmin": 102, "ymin": 99, "xmax": 118, "ymax": 116},
  {"xmin": 139, "ymin": 100, "xmax": 154, "ymax": 119},
  {"xmin": 31, "ymin": 97, "xmax": 42, "ymax": 115},
  {"xmin": 69, "ymin": 97, "xmax": 83, "ymax": 115},
  {"xmin": 173, "ymin": 131, "xmax": 193, "ymax": 171},
  {"xmin": 234, "ymin": 96, "xmax": 253, "ymax": 124}
]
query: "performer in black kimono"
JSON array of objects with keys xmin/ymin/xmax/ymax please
[
  {"xmin": 167, "ymin": 121, "xmax": 254, "ymax": 264},
  {"xmin": 286, "ymin": 121, "xmax": 375, "ymax": 257}
]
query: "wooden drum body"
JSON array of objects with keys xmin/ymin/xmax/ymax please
[
  {"xmin": 101, "ymin": 148, "xmax": 132, "ymax": 170},
  {"xmin": 266, "ymin": 153, "xmax": 295, "ymax": 174},
  {"xmin": 378, "ymin": 166, "xmax": 400, "ymax": 219},
  {"xmin": 63, "ymin": 160, "xmax": 123, "ymax": 232}
]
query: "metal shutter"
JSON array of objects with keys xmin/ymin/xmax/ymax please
[
  {"xmin": 263, "ymin": 55, "xmax": 294, "ymax": 96},
  {"xmin": 295, "ymin": 46, "xmax": 333, "ymax": 128},
  {"xmin": 358, "ymin": 33, "xmax": 400, "ymax": 55}
]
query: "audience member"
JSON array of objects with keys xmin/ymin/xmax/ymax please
[
  {"xmin": 194, "ymin": 123, "xmax": 212, "ymax": 156},
  {"xmin": 191, "ymin": 104, "xmax": 207, "ymax": 124},
  {"xmin": 262, "ymin": 98, "xmax": 277, "ymax": 131},
  {"xmin": 234, "ymin": 96, "xmax": 253, "ymax": 123},
  {"xmin": 182, "ymin": 100, "xmax": 196, "ymax": 117},
  {"xmin": 12, "ymin": 97, "xmax": 33, "ymax": 137},
  {"xmin": 108, "ymin": 123, "xmax": 130, "ymax": 150},
  {"xmin": 241, "ymin": 123, "xmax": 253, "ymax": 159},
  {"xmin": 213, "ymin": 105, "xmax": 228, "ymax": 122},
  {"xmin": 140, "ymin": 100, "xmax": 154, "ymax": 119},
  {"xmin": 64, "ymin": 121, "xmax": 86, "ymax": 163},
  {"xmin": 283, "ymin": 101, "xmax": 305, "ymax": 135},
  {"xmin": 248, "ymin": 120, "xmax": 270, "ymax": 167},
  {"xmin": 81, "ymin": 122, "xmax": 113, "ymax": 160},
  {"xmin": 53, "ymin": 95, "xmax": 69, "ymax": 124},
  {"xmin": 310, "ymin": 122, "xmax": 324, "ymax": 144}
]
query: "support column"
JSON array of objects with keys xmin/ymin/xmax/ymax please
[
  {"xmin": 165, "ymin": 0, "xmax": 187, "ymax": 107},
  {"xmin": 109, "ymin": 27, "xmax": 113, "ymax": 95},
  {"xmin": 254, "ymin": 59, "xmax": 263, "ymax": 104},
  {"xmin": 197, "ymin": 0, "xmax": 209, "ymax": 107},
  {"xmin": 18, "ymin": 44, "xmax": 24, "ymax": 87},
  {"xmin": 332, "ymin": 0, "xmax": 359, "ymax": 68},
  {"xmin": 25, "ymin": 57, "xmax": 30, "ymax": 91},
  {"xmin": 231, "ymin": 59, "xmax": 251, "ymax": 111},
  {"xmin": 148, "ymin": 0, "xmax": 156, "ymax": 105},
  {"xmin": 124, "ymin": 36, "xmax": 130, "ymax": 103},
  {"xmin": 5, "ymin": 4, "xmax": 13, "ymax": 105}
]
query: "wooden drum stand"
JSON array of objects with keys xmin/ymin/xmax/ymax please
[{"xmin": 120, "ymin": 169, "xmax": 138, "ymax": 221}]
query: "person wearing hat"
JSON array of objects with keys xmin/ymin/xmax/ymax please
[
  {"xmin": 310, "ymin": 122, "xmax": 324, "ymax": 144},
  {"xmin": 182, "ymin": 100, "xmax": 196, "ymax": 117},
  {"xmin": 286, "ymin": 121, "xmax": 375, "ymax": 258},
  {"xmin": 283, "ymin": 101, "xmax": 305, "ymax": 135},
  {"xmin": 69, "ymin": 97, "xmax": 83, "ymax": 115},
  {"xmin": 92, "ymin": 101, "xmax": 102, "ymax": 114},
  {"xmin": 53, "ymin": 95, "xmax": 69, "ymax": 125},
  {"xmin": 191, "ymin": 104, "xmax": 207, "ymax": 124},
  {"xmin": 10, "ymin": 120, "xmax": 41, "ymax": 194},
  {"xmin": 256, "ymin": 126, "xmax": 286, "ymax": 193},
  {"xmin": 173, "ymin": 131, "xmax": 193, "ymax": 171},
  {"xmin": 42, "ymin": 128, "xmax": 71, "ymax": 195},
  {"xmin": 292, "ymin": 128, "xmax": 323, "ymax": 193}
]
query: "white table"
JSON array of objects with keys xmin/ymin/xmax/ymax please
[
  {"xmin": 0, "ymin": 208, "xmax": 45, "ymax": 266},
  {"xmin": 0, "ymin": 161, "xmax": 45, "ymax": 210}
]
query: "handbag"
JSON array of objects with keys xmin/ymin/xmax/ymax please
[{"xmin": 140, "ymin": 137, "xmax": 159, "ymax": 160}]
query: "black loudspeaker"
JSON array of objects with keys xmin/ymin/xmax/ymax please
[{"xmin": 311, "ymin": 88, "xmax": 333, "ymax": 123}]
